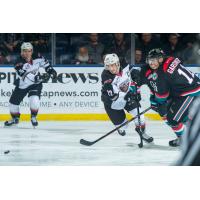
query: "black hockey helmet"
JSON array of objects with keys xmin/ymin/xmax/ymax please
[{"xmin": 146, "ymin": 48, "xmax": 165, "ymax": 64}]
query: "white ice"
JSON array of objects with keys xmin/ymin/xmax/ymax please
[{"xmin": 0, "ymin": 120, "xmax": 181, "ymax": 166}]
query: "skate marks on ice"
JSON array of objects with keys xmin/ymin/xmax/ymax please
[
  {"xmin": 0, "ymin": 121, "xmax": 181, "ymax": 165},
  {"xmin": 126, "ymin": 142, "xmax": 180, "ymax": 151}
]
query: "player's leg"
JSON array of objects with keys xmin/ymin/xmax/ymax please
[
  {"xmin": 166, "ymin": 96, "xmax": 195, "ymax": 147},
  {"xmin": 127, "ymin": 106, "xmax": 154, "ymax": 143},
  {"xmin": 28, "ymin": 83, "xmax": 43, "ymax": 127},
  {"xmin": 104, "ymin": 104, "xmax": 127, "ymax": 136},
  {"xmin": 4, "ymin": 87, "xmax": 27, "ymax": 126}
]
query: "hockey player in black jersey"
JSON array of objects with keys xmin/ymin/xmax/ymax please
[
  {"xmin": 101, "ymin": 53, "xmax": 153, "ymax": 143},
  {"xmin": 131, "ymin": 48, "xmax": 200, "ymax": 147},
  {"xmin": 4, "ymin": 42, "xmax": 57, "ymax": 127}
]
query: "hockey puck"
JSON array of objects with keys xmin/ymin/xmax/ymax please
[{"xmin": 4, "ymin": 150, "xmax": 10, "ymax": 154}]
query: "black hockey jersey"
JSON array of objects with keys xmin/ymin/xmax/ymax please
[
  {"xmin": 101, "ymin": 65, "xmax": 140, "ymax": 110},
  {"xmin": 138, "ymin": 57, "xmax": 200, "ymax": 104}
]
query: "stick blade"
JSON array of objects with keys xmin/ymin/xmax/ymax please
[{"xmin": 80, "ymin": 139, "xmax": 94, "ymax": 146}]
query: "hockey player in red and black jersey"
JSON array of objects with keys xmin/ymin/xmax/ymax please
[
  {"xmin": 4, "ymin": 42, "xmax": 57, "ymax": 128},
  {"xmin": 131, "ymin": 48, "xmax": 200, "ymax": 147},
  {"xmin": 101, "ymin": 53, "xmax": 153, "ymax": 143}
]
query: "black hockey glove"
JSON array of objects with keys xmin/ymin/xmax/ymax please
[
  {"xmin": 125, "ymin": 90, "xmax": 141, "ymax": 102},
  {"xmin": 130, "ymin": 69, "xmax": 141, "ymax": 85},
  {"xmin": 15, "ymin": 63, "xmax": 26, "ymax": 77},
  {"xmin": 124, "ymin": 91, "xmax": 141, "ymax": 111},
  {"xmin": 45, "ymin": 66, "xmax": 57, "ymax": 79},
  {"xmin": 35, "ymin": 73, "xmax": 50, "ymax": 83}
]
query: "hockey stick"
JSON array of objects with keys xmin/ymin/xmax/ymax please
[
  {"xmin": 80, "ymin": 106, "xmax": 151, "ymax": 146},
  {"xmin": 134, "ymin": 84, "xmax": 144, "ymax": 148}
]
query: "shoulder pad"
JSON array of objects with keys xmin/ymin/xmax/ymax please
[
  {"xmin": 163, "ymin": 57, "xmax": 176, "ymax": 72},
  {"xmin": 101, "ymin": 69, "xmax": 115, "ymax": 84}
]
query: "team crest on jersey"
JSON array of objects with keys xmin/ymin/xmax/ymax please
[
  {"xmin": 24, "ymin": 63, "xmax": 30, "ymax": 70},
  {"xmin": 147, "ymin": 72, "xmax": 158, "ymax": 80},
  {"xmin": 152, "ymin": 72, "xmax": 158, "ymax": 80}
]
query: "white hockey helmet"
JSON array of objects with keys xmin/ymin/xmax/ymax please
[
  {"xmin": 104, "ymin": 53, "xmax": 120, "ymax": 70},
  {"xmin": 21, "ymin": 42, "xmax": 33, "ymax": 52}
]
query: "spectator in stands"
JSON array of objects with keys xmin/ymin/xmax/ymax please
[
  {"xmin": 181, "ymin": 34, "xmax": 199, "ymax": 64},
  {"xmin": 137, "ymin": 33, "xmax": 161, "ymax": 62},
  {"xmin": 86, "ymin": 33, "xmax": 104, "ymax": 64},
  {"xmin": 3, "ymin": 34, "xmax": 21, "ymax": 63},
  {"xmin": 72, "ymin": 46, "xmax": 95, "ymax": 65},
  {"xmin": 104, "ymin": 33, "xmax": 130, "ymax": 66},
  {"xmin": 162, "ymin": 33, "xmax": 183, "ymax": 58},
  {"xmin": 0, "ymin": 41, "xmax": 9, "ymax": 64},
  {"xmin": 125, "ymin": 48, "xmax": 143, "ymax": 64},
  {"xmin": 135, "ymin": 48, "xmax": 143, "ymax": 64},
  {"xmin": 31, "ymin": 34, "xmax": 51, "ymax": 57},
  {"xmin": 0, "ymin": 51, "xmax": 8, "ymax": 64}
]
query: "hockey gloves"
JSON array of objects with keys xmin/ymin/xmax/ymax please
[
  {"xmin": 35, "ymin": 73, "xmax": 50, "ymax": 83},
  {"xmin": 125, "ymin": 90, "xmax": 141, "ymax": 102},
  {"xmin": 130, "ymin": 69, "xmax": 141, "ymax": 85},
  {"xmin": 124, "ymin": 91, "xmax": 141, "ymax": 111},
  {"xmin": 45, "ymin": 66, "xmax": 57, "ymax": 79},
  {"xmin": 15, "ymin": 62, "xmax": 26, "ymax": 77}
]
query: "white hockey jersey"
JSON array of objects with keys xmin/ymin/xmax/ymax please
[{"xmin": 15, "ymin": 56, "xmax": 50, "ymax": 89}]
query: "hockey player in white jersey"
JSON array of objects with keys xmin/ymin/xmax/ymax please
[
  {"xmin": 4, "ymin": 42, "xmax": 57, "ymax": 127},
  {"xmin": 101, "ymin": 53, "xmax": 153, "ymax": 143}
]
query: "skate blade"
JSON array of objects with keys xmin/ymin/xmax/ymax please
[
  {"xmin": 143, "ymin": 138, "xmax": 154, "ymax": 144},
  {"xmin": 4, "ymin": 124, "xmax": 18, "ymax": 128}
]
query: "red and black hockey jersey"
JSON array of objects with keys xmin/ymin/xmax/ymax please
[{"xmin": 139, "ymin": 57, "xmax": 200, "ymax": 103}]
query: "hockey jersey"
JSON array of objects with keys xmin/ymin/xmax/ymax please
[
  {"xmin": 138, "ymin": 57, "xmax": 200, "ymax": 104},
  {"xmin": 14, "ymin": 56, "xmax": 50, "ymax": 89},
  {"xmin": 101, "ymin": 65, "xmax": 139, "ymax": 110}
]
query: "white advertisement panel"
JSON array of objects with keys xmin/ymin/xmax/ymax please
[
  {"xmin": 0, "ymin": 67, "xmax": 104, "ymax": 114},
  {"xmin": 0, "ymin": 66, "xmax": 199, "ymax": 115}
]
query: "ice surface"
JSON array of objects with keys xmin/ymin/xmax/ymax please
[{"xmin": 0, "ymin": 120, "xmax": 180, "ymax": 166}]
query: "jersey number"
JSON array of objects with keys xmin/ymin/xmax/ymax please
[{"xmin": 177, "ymin": 68, "xmax": 194, "ymax": 84}]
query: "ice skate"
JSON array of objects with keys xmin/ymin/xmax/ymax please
[
  {"xmin": 31, "ymin": 116, "xmax": 38, "ymax": 128},
  {"xmin": 135, "ymin": 127, "xmax": 154, "ymax": 143},
  {"xmin": 4, "ymin": 117, "xmax": 19, "ymax": 127},
  {"xmin": 169, "ymin": 137, "xmax": 181, "ymax": 147}
]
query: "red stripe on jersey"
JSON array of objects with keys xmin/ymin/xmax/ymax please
[
  {"xmin": 180, "ymin": 85, "xmax": 200, "ymax": 96},
  {"xmin": 28, "ymin": 60, "xmax": 33, "ymax": 65},
  {"xmin": 116, "ymin": 71, "xmax": 123, "ymax": 76},
  {"xmin": 145, "ymin": 69, "xmax": 151, "ymax": 77},
  {"xmin": 172, "ymin": 123, "xmax": 184, "ymax": 131},
  {"xmin": 155, "ymin": 91, "xmax": 169, "ymax": 98},
  {"xmin": 163, "ymin": 57, "xmax": 174, "ymax": 72},
  {"xmin": 103, "ymin": 79, "xmax": 113, "ymax": 84},
  {"xmin": 130, "ymin": 82, "xmax": 136, "ymax": 86}
]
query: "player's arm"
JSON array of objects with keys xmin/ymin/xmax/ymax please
[
  {"xmin": 101, "ymin": 72, "xmax": 119, "ymax": 105},
  {"xmin": 130, "ymin": 65, "xmax": 148, "ymax": 86},
  {"xmin": 101, "ymin": 82, "xmax": 119, "ymax": 104},
  {"xmin": 40, "ymin": 57, "xmax": 57, "ymax": 79},
  {"xmin": 165, "ymin": 59, "xmax": 197, "ymax": 92},
  {"xmin": 14, "ymin": 62, "xmax": 26, "ymax": 77}
]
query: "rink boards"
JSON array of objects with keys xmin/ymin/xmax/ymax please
[{"xmin": 0, "ymin": 65, "xmax": 199, "ymax": 121}]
